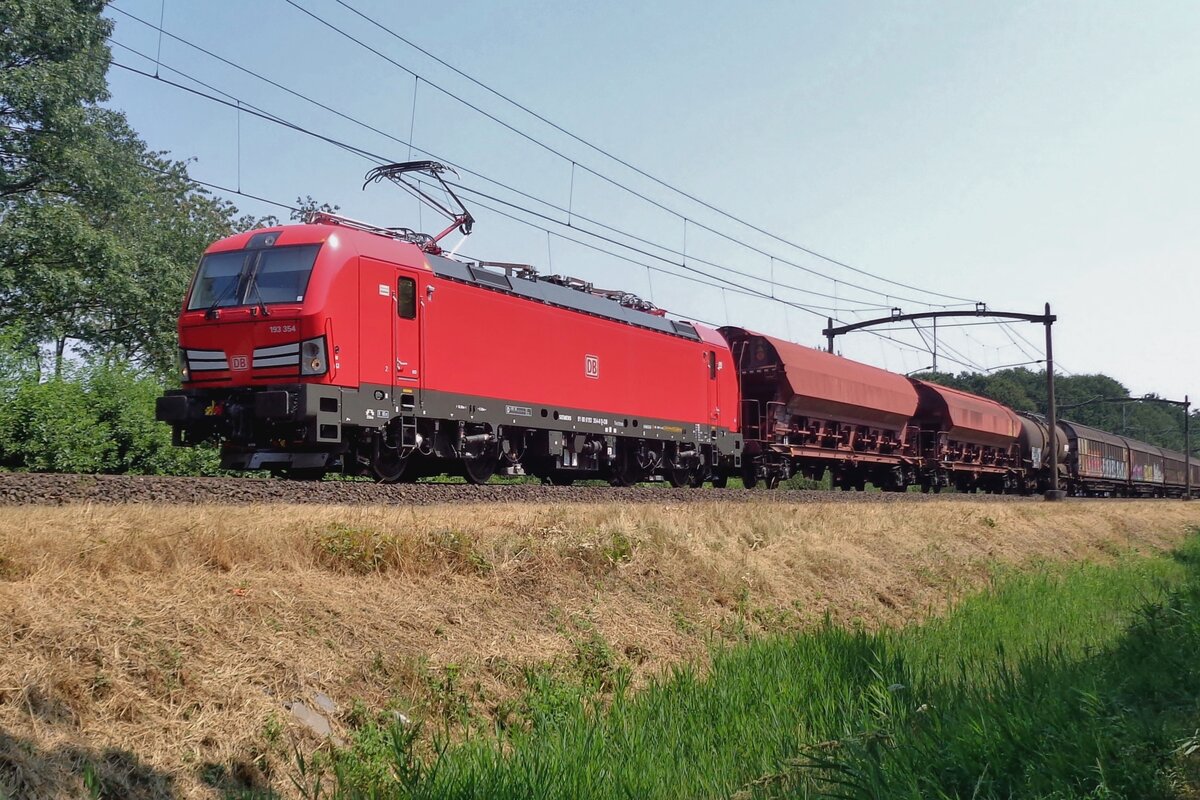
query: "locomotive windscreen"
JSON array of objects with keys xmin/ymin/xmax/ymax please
[{"xmin": 187, "ymin": 244, "xmax": 321, "ymax": 310}]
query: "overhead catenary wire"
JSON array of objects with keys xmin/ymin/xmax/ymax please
[
  {"xmin": 315, "ymin": 0, "xmax": 984, "ymax": 306},
  {"xmin": 447, "ymin": 179, "xmax": 893, "ymax": 311},
  {"xmin": 106, "ymin": 56, "xmax": 991, "ymax": 370},
  {"xmin": 458, "ymin": 192, "xmax": 989, "ymax": 370},
  {"xmin": 105, "ymin": 58, "xmax": 897, "ymax": 318},
  {"xmin": 109, "ymin": 57, "xmax": 877, "ymax": 325},
  {"xmin": 462, "ymin": 189, "xmax": 879, "ymax": 319},
  {"xmin": 903, "ymin": 318, "xmax": 987, "ymax": 372},
  {"xmin": 110, "ymin": 2, "xmax": 979, "ymax": 310},
  {"xmin": 1001, "ymin": 321, "xmax": 1073, "ymax": 375},
  {"xmin": 144, "ymin": 160, "xmax": 300, "ymax": 213},
  {"xmin": 105, "ymin": 20, "xmax": 898, "ymax": 312},
  {"xmin": 104, "ymin": 32, "xmax": 997, "ymax": 369},
  {"xmin": 280, "ymin": 0, "xmax": 978, "ymax": 307}
]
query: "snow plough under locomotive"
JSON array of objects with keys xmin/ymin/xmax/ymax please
[{"xmin": 156, "ymin": 163, "xmax": 1197, "ymax": 496}]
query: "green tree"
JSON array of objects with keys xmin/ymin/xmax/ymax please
[
  {"xmin": 0, "ymin": 2, "xmax": 255, "ymax": 379},
  {"xmin": 255, "ymin": 194, "xmax": 340, "ymax": 228},
  {"xmin": 0, "ymin": 0, "xmax": 111, "ymax": 199}
]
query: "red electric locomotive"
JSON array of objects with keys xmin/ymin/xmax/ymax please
[{"xmin": 156, "ymin": 163, "xmax": 742, "ymax": 484}]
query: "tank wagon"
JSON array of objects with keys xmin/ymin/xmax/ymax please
[
  {"xmin": 156, "ymin": 162, "xmax": 1192, "ymax": 497},
  {"xmin": 1014, "ymin": 412, "xmax": 1069, "ymax": 493}
]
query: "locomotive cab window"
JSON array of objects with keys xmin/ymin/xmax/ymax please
[
  {"xmin": 187, "ymin": 244, "xmax": 320, "ymax": 310},
  {"xmin": 397, "ymin": 277, "xmax": 417, "ymax": 319}
]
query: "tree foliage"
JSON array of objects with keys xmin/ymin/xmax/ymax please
[
  {"xmin": 0, "ymin": 0, "xmax": 256, "ymax": 379},
  {"xmin": 0, "ymin": 0, "xmax": 111, "ymax": 199}
]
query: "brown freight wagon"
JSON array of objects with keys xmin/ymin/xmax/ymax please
[
  {"xmin": 720, "ymin": 327, "xmax": 919, "ymax": 490},
  {"xmin": 909, "ymin": 380, "xmax": 1022, "ymax": 493},
  {"xmin": 1059, "ymin": 419, "xmax": 1129, "ymax": 496}
]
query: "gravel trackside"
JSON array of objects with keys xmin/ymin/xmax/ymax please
[{"xmin": 0, "ymin": 472, "xmax": 1039, "ymax": 506}]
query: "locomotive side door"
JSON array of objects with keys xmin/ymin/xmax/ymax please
[
  {"xmin": 392, "ymin": 268, "xmax": 421, "ymax": 397},
  {"xmin": 359, "ymin": 257, "xmax": 421, "ymax": 404},
  {"xmin": 706, "ymin": 350, "xmax": 720, "ymax": 424}
]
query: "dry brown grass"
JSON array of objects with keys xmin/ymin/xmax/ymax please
[{"xmin": 0, "ymin": 499, "xmax": 1198, "ymax": 798}]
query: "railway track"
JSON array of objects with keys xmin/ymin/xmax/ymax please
[{"xmin": 0, "ymin": 473, "xmax": 1040, "ymax": 506}]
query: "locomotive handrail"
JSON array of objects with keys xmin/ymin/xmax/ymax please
[{"xmin": 304, "ymin": 210, "xmax": 432, "ymax": 246}]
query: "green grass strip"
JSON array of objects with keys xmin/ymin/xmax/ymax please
[{"xmin": 299, "ymin": 532, "xmax": 1200, "ymax": 800}]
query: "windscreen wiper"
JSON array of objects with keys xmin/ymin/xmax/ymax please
[
  {"xmin": 205, "ymin": 252, "xmax": 253, "ymax": 318},
  {"xmin": 205, "ymin": 277, "xmax": 240, "ymax": 319},
  {"xmin": 243, "ymin": 264, "xmax": 271, "ymax": 317}
]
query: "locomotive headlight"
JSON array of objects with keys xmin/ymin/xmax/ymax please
[
  {"xmin": 300, "ymin": 336, "xmax": 327, "ymax": 376},
  {"xmin": 178, "ymin": 348, "xmax": 190, "ymax": 381}
]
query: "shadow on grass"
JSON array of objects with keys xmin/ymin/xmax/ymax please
[
  {"xmin": 0, "ymin": 728, "xmax": 284, "ymax": 800},
  {"xmin": 0, "ymin": 729, "xmax": 177, "ymax": 800}
]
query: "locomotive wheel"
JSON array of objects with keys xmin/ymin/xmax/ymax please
[
  {"xmin": 741, "ymin": 465, "xmax": 758, "ymax": 489},
  {"xmin": 766, "ymin": 473, "xmax": 780, "ymax": 490},
  {"xmin": 463, "ymin": 451, "xmax": 499, "ymax": 485},
  {"xmin": 371, "ymin": 450, "xmax": 411, "ymax": 483},
  {"xmin": 711, "ymin": 474, "xmax": 729, "ymax": 489},
  {"xmin": 610, "ymin": 448, "xmax": 647, "ymax": 487},
  {"xmin": 688, "ymin": 470, "xmax": 706, "ymax": 488},
  {"xmin": 666, "ymin": 464, "xmax": 691, "ymax": 488},
  {"xmin": 610, "ymin": 463, "xmax": 644, "ymax": 486}
]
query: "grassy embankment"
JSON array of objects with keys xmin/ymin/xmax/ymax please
[
  {"xmin": 1, "ymin": 500, "xmax": 1198, "ymax": 798},
  {"xmin": 303, "ymin": 530, "xmax": 1200, "ymax": 799}
]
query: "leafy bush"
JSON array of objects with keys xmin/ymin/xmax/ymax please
[{"xmin": 0, "ymin": 362, "xmax": 219, "ymax": 475}]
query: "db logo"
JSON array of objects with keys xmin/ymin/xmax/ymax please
[
  {"xmin": 230, "ymin": 355, "xmax": 249, "ymax": 371},
  {"xmin": 584, "ymin": 354, "xmax": 600, "ymax": 379}
]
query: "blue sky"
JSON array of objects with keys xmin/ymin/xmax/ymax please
[{"xmin": 105, "ymin": 1, "xmax": 1199, "ymax": 399}]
